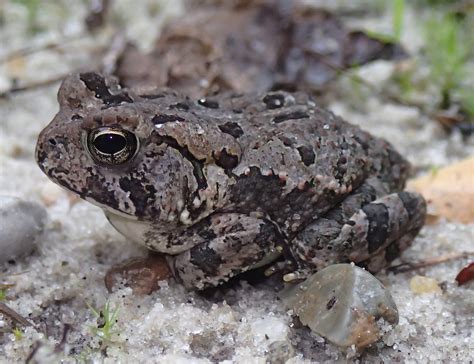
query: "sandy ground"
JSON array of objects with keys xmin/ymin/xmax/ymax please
[{"xmin": 1, "ymin": 1, "xmax": 473, "ymax": 362}]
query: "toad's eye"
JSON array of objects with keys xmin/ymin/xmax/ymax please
[{"xmin": 87, "ymin": 127, "xmax": 139, "ymax": 165}]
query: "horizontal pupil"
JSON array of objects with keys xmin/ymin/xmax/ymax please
[{"xmin": 93, "ymin": 133, "xmax": 127, "ymax": 155}]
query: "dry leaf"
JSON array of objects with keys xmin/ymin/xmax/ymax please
[
  {"xmin": 455, "ymin": 262, "xmax": 474, "ymax": 286},
  {"xmin": 410, "ymin": 275, "xmax": 442, "ymax": 294},
  {"xmin": 6, "ymin": 56, "xmax": 26, "ymax": 79},
  {"xmin": 407, "ymin": 157, "xmax": 474, "ymax": 224}
]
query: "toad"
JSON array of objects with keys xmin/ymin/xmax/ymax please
[{"xmin": 35, "ymin": 72, "xmax": 426, "ymax": 290}]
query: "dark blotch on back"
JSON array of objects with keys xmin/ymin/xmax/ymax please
[
  {"xmin": 198, "ymin": 98, "xmax": 219, "ymax": 109},
  {"xmin": 230, "ymin": 167, "xmax": 285, "ymax": 213},
  {"xmin": 279, "ymin": 135, "xmax": 294, "ymax": 147},
  {"xmin": 214, "ymin": 149, "xmax": 239, "ymax": 171},
  {"xmin": 272, "ymin": 111, "xmax": 309, "ymax": 124},
  {"xmin": 169, "ymin": 102, "xmax": 190, "ymax": 111},
  {"xmin": 79, "ymin": 72, "xmax": 133, "ymax": 106},
  {"xmin": 263, "ymin": 93, "xmax": 285, "ymax": 109},
  {"xmin": 218, "ymin": 122, "xmax": 244, "ymax": 138},
  {"xmin": 362, "ymin": 203, "xmax": 389, "ymax": 253},
  {"xmin": 152, "ymin": 114, "xmax": 185, "ymax": 125},
  {"xmin": 230, "ymin": 168, "xmax": 323, "ymax": 230},
  {"xmin": 157, "ymin": 135, "xmax": 208, "ymax": 190},
  {"xmin": 297, "ymin": 145, "xmax": 315, "ymax": 166},
  {"xmin": 139, "ymin": 94, "xmax": 165, "ymax": 99}
]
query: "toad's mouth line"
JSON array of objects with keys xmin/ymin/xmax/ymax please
[
  {"xmin": 84, "ymin": 196, "xmax": 139, "ymax": 220},
  {"xmin": 36, "ymin": 165, "xmax": 137, "ymax": 221}
]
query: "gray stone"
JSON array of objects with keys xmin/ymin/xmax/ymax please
[
  {"xmin": 280, "ymin": 264, "xmax": 398, "ymax": 349},
  {"xmin": 0, "ymin": 196, "xmax": 47, "ymax": 263}
]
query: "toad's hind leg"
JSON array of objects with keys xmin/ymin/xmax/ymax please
[
  {"xmin": 170, "ymin": 213, "xmax": 285, "ymax": 290},
  {"xmin": 291, "ymin": 188, "xmax": 426, "ymax": 276}
]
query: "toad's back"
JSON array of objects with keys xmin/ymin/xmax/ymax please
[
  {"xmin": 144, "ymin": 88, "xmax": 410, "ymax": 235},
  {"xmin": 36, "ymin": 73, "xmax": 410, "ymax": 239}
]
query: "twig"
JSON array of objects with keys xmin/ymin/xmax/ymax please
[
  {"xmin": 388, "ymin": 251, "xmax": 474, "ymax": 274},
  {"xmin": 0, "ymin": 74, "xmax": 68, "ymax": 99},
  {"xmin": 55, "ymin": 323, "xmax": 71, "ymax": 352},
  {"xmin": 0, "ymin": 31, "xmax": 123, "ymax": 99},
  {"xmin": 1, "ymin": 269, "xmax": 31, "ymax": 277},
  {"xmin": 0, "ymin": 283, "xmax": 15, "ymax": 289},
  {"xmin": 304, "ymin": 48, "xmax": 429, "ymax": 112},
  {"xmin": 0, "ymin": 302, "xmax": 33, "ymax": 327},
  {"xmin": 86, "ymin": 0, "xmax": 111, "ymax": 32},
  {"xmin": 0, "ymin": 62, "xmax": 99, "ymax": 99},
  {"xmin": 25, "ymin": 341, "xmax": 42, "ymax": 364},
  {"xmin": 0, "ymin": 35, "xmax": 85, "ymax": 65},
  {"xmin": 101, "ymin": 33, "xmax": 128, "ymax": 74}
]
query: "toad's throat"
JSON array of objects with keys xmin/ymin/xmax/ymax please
[{"xmin": 104, "ymin": 211, "xmax": 192, "ymax": 255}]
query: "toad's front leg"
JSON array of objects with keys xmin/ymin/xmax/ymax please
[{"xmin": 169, "ymin": 213, "xmax": 286, "ymax": 290}]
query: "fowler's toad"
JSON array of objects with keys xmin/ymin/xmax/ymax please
[{"xmin": 36, "ymin": 72, "xmax": 426, "ymax": 289}]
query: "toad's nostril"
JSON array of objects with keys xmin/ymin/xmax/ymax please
[{"xmin": 48, "ymin": 138, "xmax": 57, "ymax": 146}]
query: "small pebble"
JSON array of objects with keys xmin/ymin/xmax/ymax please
[
  {"xmin": 279, "ymin": 264, "xmax": 399, "ymax": 350},
  {"xmin": 0, "ymin": 195, "xmax": 47, "ymax": 264},
  {"xmin": 410, "ymin": 275, "xmax": 442, "ymax": 294},
  {"xmin": 104, "ymin": 254, "xmax": 172, "ymax": 295}
]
